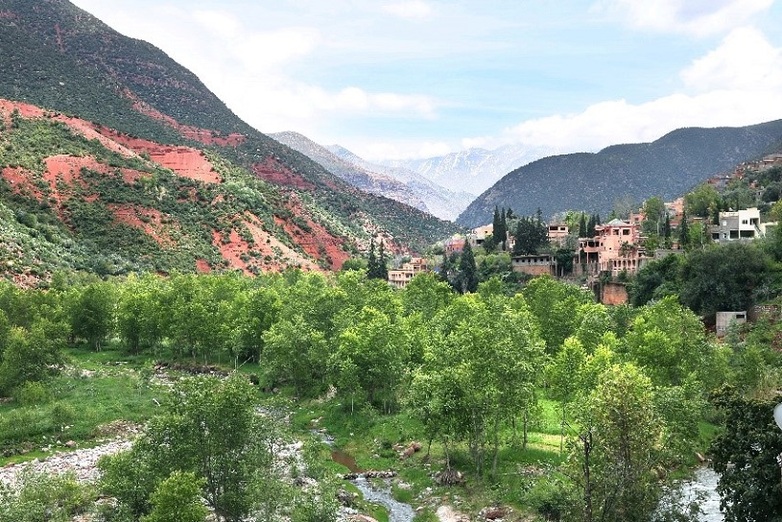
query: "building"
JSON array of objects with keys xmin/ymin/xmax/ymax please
[
  {"xmin": 709, "ymin": 207, "xmax": 761, "ymax": 242},
  {"xmin": 574, "ymin": 219, "xmax": 650, "ymax": 277},
  {"xmin": 469, "ymin": 224, "xmax": 494, "ymax": 248},
  {"xmin": 715, "ymin": 311, "xmax": 747, "ymax": 337},
  {"xmin": 444, "ymin": 235, "xmax": 465, "ymax": 254},
  {"xmin": 547, "ymin": 224, "xmax": 569, "ymax": 245},
  {"xmin": 388, "ymin": 258, "xmax": 429, "ymax": 289},
  {"xmin": 511, "ymin": 253, "xmax": 556, "ymax": 276}
]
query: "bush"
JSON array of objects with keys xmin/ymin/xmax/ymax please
[
  {"xmin": 0, "ymin": 470, "xmax": 93, "ymax": 522},
  {"xmin": 51, "ymin": 401, "xmax": 76, "ymax": 431},
  {"xmin": 13, "ymin": 380, "xmax": 51, "ymax": 406}
]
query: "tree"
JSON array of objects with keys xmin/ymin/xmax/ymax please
[
  {"xmin": 401, "ymin": 272, "xmax": 454, "ymax": 320},
  {"xmin": 331, "ymin": 306, "xmax": 405, "ymax": 413},
  {"xmin": 513, "ymin": 216, "xmax": 548, "ymax": 255},
  {"xmin": 367, "ymin": 238, "xmax": 388, "ymax": 280},
  {"xmin": 116, "ymin": 274, "xmax": 166, "ymax": 355},
  {"xmin": 407, "ymin": 293, "xmax": 544, "ymax": 476},
  {"xmin": 522, "ymin": 276, "xmax": 594, "ymax": 354},
  {"xmin": 678, "ymin": 209, "xmax": 690, "ymax": 249},
  {"xmin": 685, "ymin": 183, "xmax": 721, "ymax": 218},
  {"xmin": 623, "ymin": 295, "xmax": 713, "ymax": 387},
  {"xmin": 710, "ymin": 385, "xmax": 782, "ymax": 522},
  {"xmin": 627, "ymin": 254, "xmax": 684, "ymax": 307},
  {"xmin": 0, "ymin": 319, "xmax": 67, "ymax": 396},
  {"xmin": 547, "ymin": 336, "xmax": 586, "ymax": 452},
  {"xmin": 140, "ymin": 471, "xmax": 208, "ymax": 522},
  {"xmin": 66, "ymin": 281, "xmax": 117, "ymax": 351},
  {"xmin": 680, "ymin": 242, "xmax": 771, "ymax": 316},
  {"xmin": 457, "ymin": 242, "xmax": 478, "ymax": 293},
  {"xmin": 493, "ymin": 206, "xmax": 508, "ymax": 250},
  {"xmin": 263, "ymin": 315, "xmax": 329, "ymax": 397},
  {"xmin": 642, "ymin": 196, "xmax": 666, "ymax": 236},
  {"xmin": 565, "ymin": 364, "xmax": 663, "ymax": 522},
  {"xmin": 100, "ymin": 374, "xmax": 275, "ymax": 521}
]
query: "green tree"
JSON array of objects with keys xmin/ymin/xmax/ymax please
[
  {"xmin": 522, "ymin": 276, "xmax": 594, "ymax": 354},
  {"xmin": 263, "ymin": 315, "xmax": 329, "ymax": 397},
  {"xmin": 0, "ymin": 319, "xmax": 66, "ymax": 396},
  {"xmin": 547, "ymin": 336, "xmax": 586, "ymax": 453},
  {"xmin": 513, "ymin": 215, "xmax": 548, "ymax": 255},
  {"xmin": 331, "ymin": 306, "xmax": 405, "ymax": 413},
  {"xmin": 642, "ymin": 196, "xmax": 666, "ymax": 236},
  {"xmin": 116, "ymin": 274, "xmax": 166, "ymax": 355},
  {"xmin": 457, "ymin": 242, "xmax": 478, "ymax": 293},
  {"xmin": 623, "ymin": 295, "xmax": 713, "ymax": 387},
  {"xmin": 407, "ymin": 293, "xmax": 544, "ymax": 476},
  {"xmin": 685, "ymin": 183, "xmax": 721, "ymax": 218},
  {"xmin": 680, "ymin": 242, "xmax": 771, "ymax": 316},
  {"xmin": 401, "ymin": 272, "xmax": 454, "ymax": 320},
  {"xmin": 100, "ymin": 375, "xmax": 274, "ymax": 521},
  {"xmin": 566, "ymin": 364, "xmax": 663, "ymax": 522},
  {"xmin": 492, "ymin": 206, "xmax": 508, "ymax": 250},
  {"xmin": 628, "ymin": 253, "xmax": 683, "ymax": 307},
  {"xmin": 66, "ymin": 281, "xmax": 117, "ymax": 351},
  {"xmin": 710, "ymin": 385, "xmax": 782, "ymax": 522},
  {"xmin": 678, "ymin": 208, "xmax": 690, "ymax": 249},
  {"xmin": 140, "ymin": 471, "xmax": 208, "ymax": 522}
]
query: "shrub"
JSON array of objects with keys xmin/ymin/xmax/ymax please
[{"xmin": 12, "ymin": 380, "xmax": 51, "ymax": 406}]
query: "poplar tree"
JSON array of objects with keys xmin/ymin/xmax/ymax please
[{"xmin": 458, "ymin": 242, "xmax": 478, "ymax": 293}]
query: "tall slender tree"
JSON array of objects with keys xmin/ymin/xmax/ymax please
[{"xmin": 458, "ymin": 242, "xmax": 478, "ymax": 294}]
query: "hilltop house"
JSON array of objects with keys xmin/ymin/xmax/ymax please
[
  {"xmin": 575, "ymin": 218, "xmax": 651, "ymax": 277},
  {"xmin": 709, "ymin": 207, "xmax": 777, "ymax": 242},
  {"xmin": 388, "ymin": 258, "xmax": 429, "ymax": 289}
]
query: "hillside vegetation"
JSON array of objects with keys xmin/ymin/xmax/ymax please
[{"xmin": 0, "ymin": 1, "xmax": 459, "ymax": 284}]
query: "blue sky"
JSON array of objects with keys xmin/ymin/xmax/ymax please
[{"xmin": 70, "ymin": 0, "xmax": 782, "ymax": 161}]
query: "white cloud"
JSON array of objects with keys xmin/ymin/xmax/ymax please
[
  {"xmin": 381, "ymin": 1, "xmax": 434, "ymax": 20},
  {"xmin": 593, "ymin": 0, "xmax": 774, "ymax": 36},
  {"xmin": 500, "ymin": 26, "xmax": 782, "ymax": 153},
  {"xmin": 681, "ymin": 26, "xmax": 782, "ymax": 91}
]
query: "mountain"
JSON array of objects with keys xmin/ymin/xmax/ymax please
[
  {"xmin": 0, "ymin": 0, "xmax": 459, "ymax": 283},
  {"xmin": 383, "ymin": 143, "xmax": 556, "ymax": 195},
  {"xmin": 457, "ymin": 121, "xmax": 782, "ymax": 228},
  {"xmin": 270, "ymin": 131, "xmax": 429, "ymax": 213},
  {"xmin": 326, "ymin": 144, "xmax": 475, "ymax": 221}
]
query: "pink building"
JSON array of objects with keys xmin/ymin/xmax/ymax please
[{"xmin": 575, "ymin": 219, "xmax": 650, "ymax": 277}]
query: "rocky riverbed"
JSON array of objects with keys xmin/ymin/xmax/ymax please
[{"xmin": 0, "ymin": 437, "xmax": 132, "ymax": 489}]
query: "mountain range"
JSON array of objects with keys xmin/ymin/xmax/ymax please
[
  {"xmin": 269, "ymin": 131, "xmax": 473, "ymax": 221},
  {"xmin": 382, "ymin": 143, "xmax": 557, "ymax": 195},
  {"xmin": 0, "ymin": 0, "xmax": 459, "ymax": 284},
  {"xmin": 457, "ymin": 121, "xmax": 782, "ymax": 227}
]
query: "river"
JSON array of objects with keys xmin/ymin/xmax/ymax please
[{"xmin": 679, "ymin": 466, "xmax": 723, "ymax": 521}]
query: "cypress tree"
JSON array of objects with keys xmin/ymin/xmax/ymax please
[
  {"xmin": 458, "ymin": 242, "xmax": 478, "ymax": 294},
  {"xmin": 678, "ymin": 210, "xmax": 690, "ymax": 249},
  {"xmin": 377, "ymin": 240, "xmax": 388, "ymax": 280},
  {"xmin": 367, "ymin": 238, "xmax": 379, "ymax": 278}
]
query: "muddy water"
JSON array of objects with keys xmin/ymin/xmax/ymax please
[{"xmin": 331, "ymin": 449, "xmax": 362, "ymax": 473}]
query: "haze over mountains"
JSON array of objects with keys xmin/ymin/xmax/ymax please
[{"xmin": 382, "ymin": 143, "xmax": 557, "ymax": 195}]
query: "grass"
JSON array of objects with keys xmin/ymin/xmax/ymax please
[{"xmin": 0, "ymin": 345, "xmax": 162, "ymax": 465}]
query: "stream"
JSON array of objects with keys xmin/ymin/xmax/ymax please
[
  {"xmin": 316, "ymin": 429, "xmax": 416, "ymax": 522},
  {"xmin": 323, "ymin": 428, "xmax": 722, "ymax": 522},
  {"xmin": 679, "ymin": 466, "xmax": 723, "ymax": 521}
]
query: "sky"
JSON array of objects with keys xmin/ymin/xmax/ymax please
[{"xmin": 69, "ymin": 0, "xmax": 782, "ymax": 162}]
